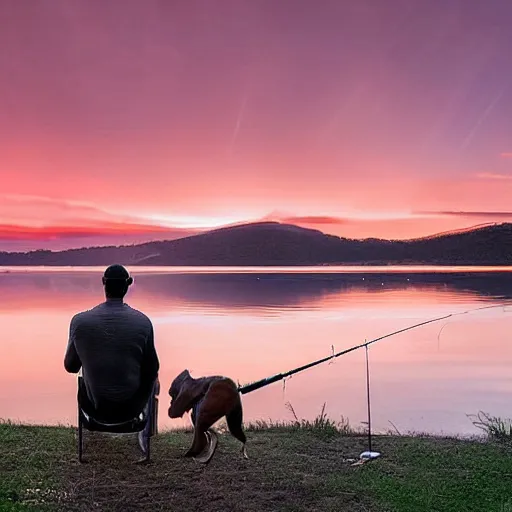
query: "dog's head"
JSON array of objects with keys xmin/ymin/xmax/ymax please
[
  {"xmin": 168, "ymin": 369, "xmax": 202, "ymax": 419},
  {"xmin": 169, "ymin": 369, "xmax": 190, "ymax": 399}
]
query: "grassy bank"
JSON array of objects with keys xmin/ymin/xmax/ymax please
[{"xmin": 1, "ymin": 418, "xmax": 512, "ymax": 512}]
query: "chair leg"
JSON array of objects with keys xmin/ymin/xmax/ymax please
[
  {"xmin": 77, "ymin": 376, "xmax": 87, "ymax": 463},
  {"xmin": 136, "ymin": 399, "xmax": 153, "ymax": 465},
  {"xmin": 142, "ymin": 405, "xmax": 152, "ymax": 463},
  {"xmin": 151, "ymin": 395, "xmax": 158, "ymax": 436},
  {"xmin": 135, "ymin": 429, "xmax": 151, "ymax": 465},
  {"xmin": 140, "ymin": 393, "xmax": 155, "ymax": 463},
  {"xmin": 78, "ymin": 413, "xmax": 84, "ymax": 463}
]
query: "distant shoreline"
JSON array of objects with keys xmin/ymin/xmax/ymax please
[{"xmin": 2, "ymin": 264, "xmax": 512, "ymax": 274}]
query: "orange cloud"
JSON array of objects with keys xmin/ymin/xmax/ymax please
[{"xmin": 501, "ymin": 153, "xmax": 512, "ymax": 158}]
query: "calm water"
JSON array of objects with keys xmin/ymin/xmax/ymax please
[{"xmin": 1, "ymin": 266, "xmax": 511, "ymax": 436}]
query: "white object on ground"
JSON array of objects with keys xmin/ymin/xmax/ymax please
[{"xmin": 359, "ymin": 451, "xmax": 381, "ymax": 460}]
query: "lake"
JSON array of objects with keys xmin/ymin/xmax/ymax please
[{"xmin": 1, "ymin": 266, "xmax": 511, "ymax": 437}]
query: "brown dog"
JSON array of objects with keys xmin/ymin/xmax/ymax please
[{"xmin": 168, "ymin": 370, "xmax": 248, "ymax": 463}]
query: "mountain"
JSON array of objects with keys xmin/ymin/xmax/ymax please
[{"xmin": 0, "ymin": 221, "xmax": 511, "ymax": 266}]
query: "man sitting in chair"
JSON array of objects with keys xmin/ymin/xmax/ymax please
[{"xmin": 64, "ymin": 264, "xmax": 160, "ymax": 455}]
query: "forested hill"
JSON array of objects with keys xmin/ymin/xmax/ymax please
[{"xmin": 0, "ymin": 222, "xmax": 511, "ymax": 266}]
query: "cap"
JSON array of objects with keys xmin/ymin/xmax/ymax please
[{"xmin": 103, "ymin": 264, "xmax": 131, "ymax": 281}]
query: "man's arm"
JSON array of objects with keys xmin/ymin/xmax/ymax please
[
  {"xmin": 140, "ymin": 322, "xmax": 160, "ymax": 394},
  {"xmin": 64, "ymin": 315, "xmax": 82, "ymax": 374}
]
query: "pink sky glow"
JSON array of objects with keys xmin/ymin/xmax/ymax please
[{"xmin": 1, "ymin": 1, "xmax": 512, "ymax": 250}]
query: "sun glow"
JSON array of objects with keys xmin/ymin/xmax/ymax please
[{"xmin": 136, "ymin": 213, "xmax": 254, "ymax": 229}]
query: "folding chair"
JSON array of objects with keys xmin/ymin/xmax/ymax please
[{"xmin": 77, "ymin": 376, "xmax": 158, "ymax": 464}]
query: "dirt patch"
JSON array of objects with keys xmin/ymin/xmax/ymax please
[{"xmin": 52, "ymin": 430, "xmax": 373, "ymax": 511}]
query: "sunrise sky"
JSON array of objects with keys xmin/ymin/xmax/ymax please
[{"xmin": 1, "ymin": 0, "xmax": 512, "ymax": 251}]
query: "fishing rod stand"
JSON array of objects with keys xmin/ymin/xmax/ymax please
[{"xmin": 354, "ymin": 343, "xmax": 381, "ymax": 465}]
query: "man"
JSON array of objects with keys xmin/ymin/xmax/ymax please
[{"xmin": 64, "ymin": 264, "xmax": 160, "ymax": 452}]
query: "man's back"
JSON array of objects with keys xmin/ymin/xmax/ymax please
[{"xmin": 65, "ymin": 298, "xmax": 159, "ymax": 415}]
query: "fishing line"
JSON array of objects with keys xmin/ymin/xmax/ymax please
[
  {"xmin": 437, "ymin": 322, "xmax": 450, "ymax": 351},
  {"xmin": 238, "ymin": 300, "xmax": 512, "ymax": 395}
]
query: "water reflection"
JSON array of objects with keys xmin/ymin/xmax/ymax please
[
  {"xmin": 2, "ymin": 270, "xmax": 512, "ymax": 312},
  {"xmin": 0, "ymin": 268, "xmax": 511, "ymax": 435}
]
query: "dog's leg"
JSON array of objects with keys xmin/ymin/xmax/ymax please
[
  {"xmin": 185, "ymin": 406, "xmax": 222, "ymax": 460},
  {"xmin": 193, "ymin": 429, "xmax": 218, "ymax": 464},
  {"xmin": 226, "ymin": 403, "xmax": 248, "ymax": 459},
  {"xmin": 185, "ymin": 426, "xmax": 208, "ymax": 457},
  {"xmin": 188, "ymin": 406, "xmax": 224, "ymax": 463},
  {"xmin": 184, "ymin": 400, "xmax": 205, "ymax": 457}
]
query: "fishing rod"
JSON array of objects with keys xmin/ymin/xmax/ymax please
[{"xmin": 238, "ymin": 300, "xmax": 512, "ymax": 395}]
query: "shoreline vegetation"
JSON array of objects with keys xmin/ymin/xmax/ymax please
[{"xmin": 2, "ymin": 409, "xmax": 512, "ymax": 511}]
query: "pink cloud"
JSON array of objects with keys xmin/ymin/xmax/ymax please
[
  {"xmin": 277, "ymin": 215, "xmax": 347, "ymax": 225},
  {"xmin": 0, "ymin": 194, "xmax": 204, "ymax": 251},
  {"xmin": 0, "ymin": 194, "xmax": 147, "ymax": 227},
  {"xmin": 416, "ymin": 210, "xmax": 512, "ymax": 218},
  {"xmin": 475, "ymin": 172, "xmax": 512, "ymax": 181},
  {"xmin": 0, "ymin": 222, "xmax": 197, "ymax": 241}
]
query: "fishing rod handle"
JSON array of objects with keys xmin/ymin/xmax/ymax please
[{"xmin": 238, "ymin": 374, "xmax": 283, "ymax": 395}]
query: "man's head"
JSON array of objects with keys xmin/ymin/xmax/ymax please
[{"xmin": 102, "ymin": 264, "xmax": 133, "ymax": 299}]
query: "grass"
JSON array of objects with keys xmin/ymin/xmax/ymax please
[
  {"xmin": 2, "ymin": 410, "xmax": 512, "ymax": 512},
  {"xmin": 247, "ymin": 402, "xmax": 357, "ymax": 439},
  {"xmin": 468, "ymin": 411, "xmax": 512, "ymax": 444}
]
